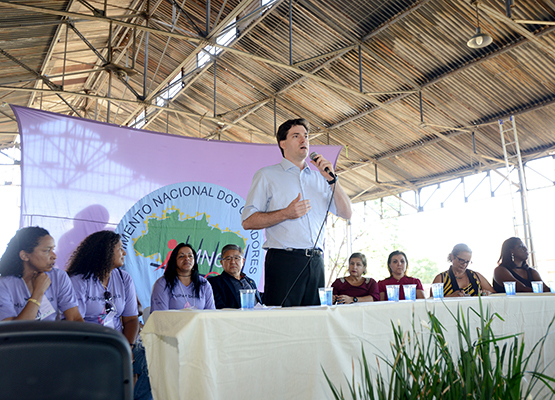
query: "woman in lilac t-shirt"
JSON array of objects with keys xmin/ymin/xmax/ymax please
[
  {"xmin": 0, "ymin": 226, "xmax": 82, "ymax": 322},
  {"xmin": 66, "ymin": 230, "xmax": 139, "ymax": 341},
  {"xmin": 150, "ymin": 243, "xmax": 215, "ymax": 311},
  {"xmin": 67, "ymin": 231, "xmax": 152, "ymax": 400}
]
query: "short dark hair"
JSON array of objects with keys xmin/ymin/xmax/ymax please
[
  {"xmin": 387, "ymin": 250, "xmax": 408, "ymax": 276},
  {"xmin": 276, "ymin": 118, "xmax": 309, "ymax": 157},
  {"xmin": 221, "ymin": 244, "xmax": 243, "ymax": 259},
  {"xmin": 0, "ymin": 226, "xmax": 50, "ymax": 277}
]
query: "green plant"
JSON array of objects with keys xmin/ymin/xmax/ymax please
[{"xmin": 324, "ymin": 299, "xmax": 555, "ymax": 399}]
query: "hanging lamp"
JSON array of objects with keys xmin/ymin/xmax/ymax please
[{"xmin": 467, "ymin": 5, "xmax": 493, "ymax": 48}]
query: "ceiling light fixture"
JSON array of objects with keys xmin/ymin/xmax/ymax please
[{"xmin": 467, "ymin": 5, "xmax": 493, "ymax": 49}]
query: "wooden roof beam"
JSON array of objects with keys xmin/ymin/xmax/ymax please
[{"xmin": 317, "ymin": 23, "xmax": 555, "ymax": 161}]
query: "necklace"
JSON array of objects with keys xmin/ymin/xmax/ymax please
[{"xmin": 453, "ymin": 270, "xmax": 466, "ymax": 279}]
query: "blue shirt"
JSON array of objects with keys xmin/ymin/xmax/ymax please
[{"xmin": 241, "ymin": 158, "xmax": 336, "ymax": 250}]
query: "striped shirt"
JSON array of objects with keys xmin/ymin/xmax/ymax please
[{"xmin": 439, "ymin": 268, "xmax": 482, "ymax": 296}]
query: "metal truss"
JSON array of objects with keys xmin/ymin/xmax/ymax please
[{"xmin": 361, "ymin": 155, "xmax": 555, "ymax": 221}]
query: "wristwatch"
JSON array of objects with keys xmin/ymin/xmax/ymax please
[{"xmin": 353, "ymin": 297, "xmax": 358, "ymax": 303}]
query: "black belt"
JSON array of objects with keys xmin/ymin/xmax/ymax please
[{"xmin": 270, "ymin": 248, "xmax": 323, "ymax": 257}]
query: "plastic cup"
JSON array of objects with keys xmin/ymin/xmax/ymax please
[
  {"xmin": 325, "ymin": 288, "xmax": 333, "ymax": 305},
  {"xmin": 240, "ymin": 289, "xmax": 256, "ymax": 309},
  {"xmin": 403, "ymin": 284, "xmax": 417, "ymax": 301},
  {"xmin": 386, "ymin": 285, "xmax": 400, "ymax": 302},
  {"xmin": 318, "ymin": 287, "xmax": 333, "ymax": 306},
  {"xmin": 504, "ymin": 281, "xmax": 516, "ymax": 296},
  {"xmin": 431, "ymin": 283, "xmax": 444, "ymax": 300},
  {"xmin": 550, "ymin": 282, "xmax": 555, "ymax": 294},
  {"xmin": 318, "ymin": 288, "xmax": 326, "ymax": 305},
  {"xmin": 531, "ymin": 281, "xmax": 543, "ymax": 294}
]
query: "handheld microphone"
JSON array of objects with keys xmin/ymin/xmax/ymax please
[{"xmin": 310, "ymin": 152, "xmax": 337, "ymax": 180}]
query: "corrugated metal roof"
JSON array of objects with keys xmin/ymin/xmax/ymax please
[{"xmin": 2, "ymin": 0, "xmax": 555, "ymax": 200}]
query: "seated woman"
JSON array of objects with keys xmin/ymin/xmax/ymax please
[
  {"xmin": 67, "ymin": 231, "xmax": 139, "ymax": 336},
  {"xmin": 331, "ymin": 252, "xmax": 379, "ymax": 304},
  {"xmin": 493, "ymin": 237, "xmax": 550, "ymax": 293},
  {"xmin": 66, "ymin": 231, "xmax": 151, "ymax": 400},
  {"xmin": 150, "ymin": 243, "xmax": 215, "ymax": 311},
  {"xmin": 378, "ymin": 251, "xmax": 425, "ymax": 301},
  {"xmin": 0, "ymin": 226, "xmax": 83, "ymax": 322},
  {"xmin": 431, "ymin": 243, "xmax": 495, "ymax": 297}
]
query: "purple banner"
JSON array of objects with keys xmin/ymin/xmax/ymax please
[{"xmin": 13, "ymin": 105, "xmax": 342, "ymax": 306}]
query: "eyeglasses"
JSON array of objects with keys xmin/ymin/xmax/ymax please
[
  {"xmin": 104, "ymin": 291, "xmax": 115, "ymax": 314},
  {"xmin": 222, "ymin": 256, "xmax": 243, "ymax": 262},
  {"xmin": 456, "ymin": 257, "xmax": 472, "ymax": 266}
]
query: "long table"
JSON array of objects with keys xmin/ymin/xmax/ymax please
[{"xmin": 141, "ymin": 295, "xmax": 555, "ymax": 400}]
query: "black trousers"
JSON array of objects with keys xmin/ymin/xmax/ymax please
[{"xmin": 264, "ymin": 249, "xmax": 325, "ymax": 307}]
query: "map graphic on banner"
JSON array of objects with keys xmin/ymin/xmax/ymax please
[{"xmin": 116, "ymin": 182, "xmax": 263, "ymax": 307}]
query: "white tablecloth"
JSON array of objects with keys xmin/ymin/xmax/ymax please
[{"xmin": 141, "ymin": 295, "xmax": 555, "ymax": 400}]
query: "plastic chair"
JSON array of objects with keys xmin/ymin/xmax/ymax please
[
  {"xmin": 0, "ymin": 320, "xmax": 133, "ymax": 400},
  {"xmin": 142, "ymin": 306, "xmax": 151, "ymax": 324}
]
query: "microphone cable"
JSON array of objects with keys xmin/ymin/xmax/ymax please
[{"xmin": 279, "ymin": 180, "xmax": 337, "ymax": 307}]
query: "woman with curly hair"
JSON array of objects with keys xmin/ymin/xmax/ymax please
[
  {"xmin": 66, "ymin": 230, "xmax": 138, "ymax": 341},
  {"xmin": 150, "ymin": 243, "xmax": 215, "ymax": 310},
  {"xmin": 67, "ymin": 230, "xmax": 152, "ymax": 400},
  {"xmin": 0, "ymin": 226, "xmax": 82, "ymax": 322}
]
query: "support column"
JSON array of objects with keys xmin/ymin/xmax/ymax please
[
  {"xmin": 289, "ymin": 0, "xmax": 293, "ymax": 65},
  {"xmin": 107, "ymin": 72, "xmax": 112, "ymax": 123},
  {"xmin": 206, "ymin": 0, "xmax": 210, "ymax": 35},
  {"xmin": 274, "ymin": 97, "xmax": 277, "ymax": 135},
  {"xmin": 143, "ymin": 31, "xmax": 149, "ymax": 100},
  {"xmin": 213, "ymin": 58, "xmax": 217, "ymax": 118},
  {"xmin": 358, "ymin": 45, "xmax": 362, "ymax": 92}
]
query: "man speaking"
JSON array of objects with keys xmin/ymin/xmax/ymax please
[{"xmin": 241, "ymin": 118, "xmax": 352, "ymax": 306}]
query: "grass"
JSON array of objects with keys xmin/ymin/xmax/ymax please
[{"xmin": 324, "ymin": 298, "xmax": 555, "ymax": 400}]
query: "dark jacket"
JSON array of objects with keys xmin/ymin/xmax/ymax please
[{"xmin": 208, "ymin": 271, "xmax": 263, "ymax": 309}]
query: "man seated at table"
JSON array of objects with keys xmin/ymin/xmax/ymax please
[{"xmin": 208, "ymin": 244, "xmax": 263, "ymax": 309}]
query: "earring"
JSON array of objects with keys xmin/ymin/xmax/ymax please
[{"xmin": 511, "ymin": 253, "xmax": 514, "ymax": 262}]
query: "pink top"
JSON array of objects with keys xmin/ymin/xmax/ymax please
[{"xmin": 378, "ymin": 276, "xmax": 424, "ymax": 300}]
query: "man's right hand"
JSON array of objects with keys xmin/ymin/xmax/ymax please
[
  {"xmin": 285, "ymin": 193, "xmax": 311, "ymax": 220},
  {"xmin": 242, "ymin": 193, "xmax": 311, "ymax": 230}
]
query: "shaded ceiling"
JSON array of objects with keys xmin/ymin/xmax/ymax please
[{"xmin": 2, "ymin": 0, "xmax": 555, "ymax": 202}]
